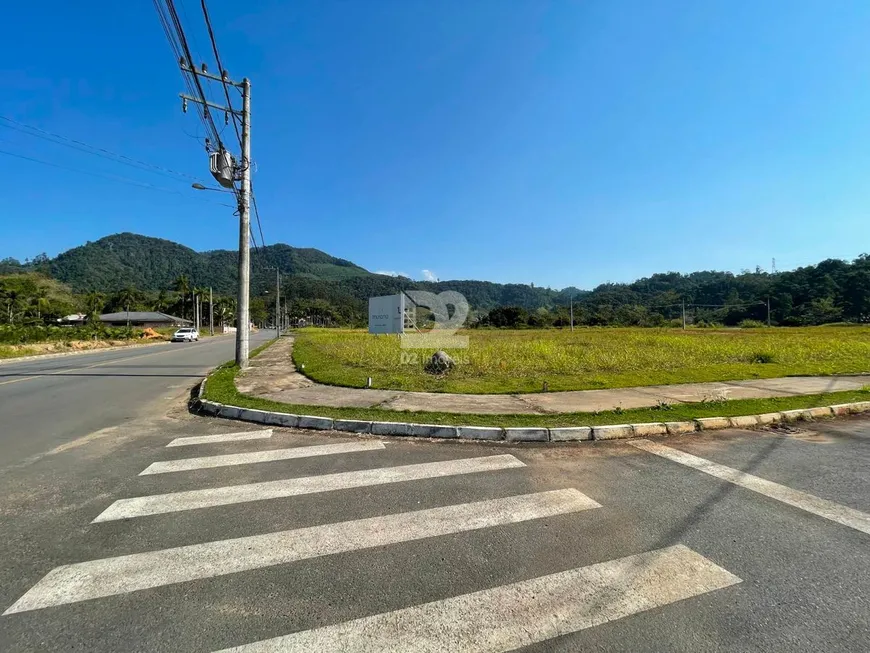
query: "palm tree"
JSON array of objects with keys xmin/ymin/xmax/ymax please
[
  {"xmin": 215, "ymin": 297, "xmax": 235, "ymax": 328},
  {"xmin": 173, "ymin": 275, "xmax": 191, "ymax": 320},
  {"xmin": 116, "ymin": 287, "xmax": 137, "ymax": 328},
  {"xmin": 30, "ymin": 288, "xmax": 50, "ymax": 322},
  {"xmin": 153, "ymin": 289, "xmax": 169, "ymax": 313},
  {"xmin": 192, "ymin": 286, "xmax": 207, "ymax": 330},
  {"xmin": 84, "ymin": 291, "xmax": 104, "ymax": 318}
]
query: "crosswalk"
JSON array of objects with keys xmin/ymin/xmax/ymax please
[{"xmin": 3, "ymin": 427, "xmax": 743, "ymax": 650}]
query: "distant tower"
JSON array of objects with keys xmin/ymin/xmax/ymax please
[{"xmin": 771, "ymin": 258, "xmax": 777, "ymax": 274}]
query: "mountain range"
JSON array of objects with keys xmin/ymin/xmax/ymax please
[
  {"xmin": 3, "ymin": 233, "xmax": 868, "ymax": 325},
  {"xmin": 0, "ymin": 233, "xmax": 572, "ymax": 311}
]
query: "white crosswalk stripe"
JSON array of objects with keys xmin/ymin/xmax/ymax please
[
  {"xmin": 166, "ymin": 430, "xmax": 274, "ymax": 447},
  {"xmin": 93, "ymin": 454, "xmax": 526, "ymax": 522},
  {"xmin": 140, "ymin": 441, "xmax": 386, "ymax": 475},
  {"xmin": 3, "ymin": 489, "xmax": 598, "ymax": 614},
  {"xmin": 629, "ymin": 439, "xmax": 870, "ymax": 535},
  {"xmin": 7, "ymin": 428, "xmax": 746, "ymax": 650},
  {"xmin": 214, "ymin": 544, "xmax": 741, "ymax": 653}
]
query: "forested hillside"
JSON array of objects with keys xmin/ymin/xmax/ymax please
[
  {"xmin": 2, "ymin": 233, "xmax": 564, "ymax": 311},
  {"xmin": 2, "ymin": 232, "xmax": 868, "ymax": 327}
]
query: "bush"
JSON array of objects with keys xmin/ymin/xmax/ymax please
[
  {"xmin": 738, "ymin": 319, "xmax": 768, "ymax": 329},
  {"xmin": 0, "ymin": 325, "xmax": 140, "ymax": 345}
]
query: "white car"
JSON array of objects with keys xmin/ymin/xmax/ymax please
[{"xmin": 171, "ymin": 327, "xmax": 199, "ymax": 342}]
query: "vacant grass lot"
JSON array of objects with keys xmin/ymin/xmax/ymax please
[{"xmin": 292, "ymin": 326, "xmax": 870, "ymax": 394}]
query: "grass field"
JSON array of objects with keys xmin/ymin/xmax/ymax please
[
  {"xmin": 205, "ymin": 353, "xmax": 870, "ymax": 428},
  {"xmin": 292, "ymin": 326, "xmax": 870, "ymax": 394}
]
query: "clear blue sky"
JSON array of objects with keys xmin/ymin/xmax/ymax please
[{"xmin": 2, "ymin": 0, "xmax": 870, "ymax": 289}]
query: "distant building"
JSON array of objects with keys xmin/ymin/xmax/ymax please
[{"xmin": 98, "ymin": 312, "xmax": 192, "ymax": 328}]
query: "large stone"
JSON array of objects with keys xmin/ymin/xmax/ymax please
[
  {"xmin": 549, "ymin": 427, "xmax": 592, "ymax": 442},
  {"xmin": 425, "ymin": 350, "xmax": 455, "ymax": 374},
  {"xmin": 592, "ymin": 424, "xmax": 633, "ymax": 440},
  {"xmin": 504, "ymin": 427, "xmax": 549, "ymax": 442},
  {"xmin": 457, "ymin": 426, "xmax": 504, "ymax": 441}
]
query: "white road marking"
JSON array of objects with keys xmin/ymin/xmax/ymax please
[
  {"xmin": 4, "ymin": 489, "xmax": 597, "ymax": 615},
  {"xmin": 93, "ymin": 454, "xmax": 526, "ymax": 522},
  {"xmin": 629, "ymin": 439, "xmax": 870, "ymax": 535},
  {"xmin": 166, "ymin": 430, "xmax": 274, "ymax": 447},
  {"xmin": 213, "ymin": 544, "xmax": 740, "ymax": 652},
  {"xmin": 141, "ymin": 441, "xmax": 386, "ymax": 475}
]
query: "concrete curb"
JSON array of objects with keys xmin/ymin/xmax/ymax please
[{"xmin": 193, "ymin": 378, "xmax": 870, "ymax": 444}]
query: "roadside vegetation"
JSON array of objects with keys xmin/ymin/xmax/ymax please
[
  {"xmin": 293, "ymin": 326, "xmax": 870, "ymax": 394},
  {"xmin": 0, "ymin": 272, "xmax": 235, "ymax": 358},
  {"xmin": 204, "ymin": 344, "xmax": 870, "ymax": 428}
]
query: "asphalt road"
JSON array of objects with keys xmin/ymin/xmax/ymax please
[
  {"xmin": 1, "ymin": 400, "xmax": 868, "ymax": 651},
  {"xmin": 0, "ymin": 330, "xmax": 275, "ymax": 469}
]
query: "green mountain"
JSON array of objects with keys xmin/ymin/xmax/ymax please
[
  {"xmin": 46, "ymin": 233, "xmax": 370, "ymax": 293},
  {"xmin": 12, "ymin": 233, "xmax": 563, "ymax": 311}
]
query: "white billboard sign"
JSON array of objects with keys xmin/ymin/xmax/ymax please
[{"xmin": 368, "ymin": 294, "xmax": 405, "ymax": 334}]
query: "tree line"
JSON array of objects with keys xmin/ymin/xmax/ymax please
[{"xmin": 3, "ymin": 254, "xmax": 869, "ymax": 330}]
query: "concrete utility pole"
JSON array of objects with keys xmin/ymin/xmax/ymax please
[
  {"xmin": 682, "ymin": 301, "xmax": 686, "ymax": 330},
  {"xmin": 209, "ymin": 287, "xmax": 214, "ymax": 336},
  {"xmin": 179, "ymin": 63, "xmax": 251, "ymax": 367},
  {"xmin": 237, "ymin": 77, "xmax": 252, "ymax": 366},
  {"xmin": 767, "ymin": 297, "xmax": 771, "ymax": 327}
]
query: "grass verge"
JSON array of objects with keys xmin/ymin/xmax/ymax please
[
  {"xmin": 202, "ymin": 345, "xmax": 870, "ymax": 428},
  {"xmin": 292, "ymin": 326, "xmax": 870, "ymax": 394}
]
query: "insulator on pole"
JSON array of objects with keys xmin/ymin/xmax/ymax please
[{"xmin": 182, "ymin": 97, "xmax": 187, "ymax": 113}]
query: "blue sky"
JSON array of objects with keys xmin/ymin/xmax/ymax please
[{"xmin": 2, "ymin": 1, "xmax": 870, "ymax": 290}]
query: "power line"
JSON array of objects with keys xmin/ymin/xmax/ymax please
[
  {"xmin": 0, "ymin": 147, "xmax": 233, "ymax": 208},
  {"xmin": 251, "ymin": 192, "xmax": 266, "ymax": 251},
  {"xmin": 0, "ymin": 115, "xmax": 206, "ymax": 183},
  {"xmin": 201, "ymin": 0, "xmax": 242, "ymax": 148},
  {"xmin": 199, "ymin": 0, "xmax": 267, "ymax": 253},
  {"xmin": 166, "ymin": 0, "xmax": 223, "ymax": 147}
]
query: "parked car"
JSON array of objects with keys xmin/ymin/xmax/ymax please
[{"xmin": 171, "ymin": 327, "xmax": 199, "ymax": 342}]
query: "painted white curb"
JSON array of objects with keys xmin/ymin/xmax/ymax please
[{"xmin": 194, "ymin": 377, "xmax": 870, "ymax": 443}]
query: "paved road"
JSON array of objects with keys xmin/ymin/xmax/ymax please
[
  {"xmin": 1, "ymin": 405, "xmax": 868, "ymax": 651},
  {"xmin": 0, "ymin": 331, "xmax": 275, "ymax": 469}
]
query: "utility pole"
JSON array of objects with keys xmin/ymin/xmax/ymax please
[
  {"xmin": 682, "ymin": 301, "xmax": 686, "ymax": 330},
  {"xmin": 767, "ymin": 297, "xmax": 771, "ymax": 327},
  {"xmin": 178, "ymin": 63, "xmax": 251, "ymax": 367},
  {"xmin": 209, "ymin": 287, "xmax": 214, "ymax": 336},
  {"xmin": 237, "ymin": 77, "xmax": 252, "ymax": 365}
]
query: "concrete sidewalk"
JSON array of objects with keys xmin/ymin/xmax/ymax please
[{"xmin": 234, "ymin": 336, "xmax": 869, "ymax": 415}]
